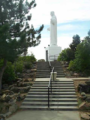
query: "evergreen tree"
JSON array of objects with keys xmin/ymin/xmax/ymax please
[
  {"xmin": 0, "ymin": 0, "xmax": 44, "ymax": 89},
  {"xmin": 69, "ymin": 34, "xmax": 80, "ymax": 52}
]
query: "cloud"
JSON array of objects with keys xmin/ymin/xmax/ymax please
[
  {"xmin": 57, "ymin": 24, "xmax": 79, "ymax": 31},
  {"xmin": 29, "ymin": 0, "xmax": 90, "ymax": 27}
]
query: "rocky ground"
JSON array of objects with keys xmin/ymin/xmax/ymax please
[
  {"xmin": 0, "ymin": 63, "xmax": 37, "ymax": 119},
  {"xmin": 74, "ymin": 79, "xmax": 90, "ymax": 120}
]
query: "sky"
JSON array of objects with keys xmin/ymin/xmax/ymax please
[{"xmin": 28, "ymin": 0, "xmax": 90, "ymax": 60}]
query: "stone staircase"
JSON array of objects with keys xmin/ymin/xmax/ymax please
[
  {"xmin": 36, "ymin": 61, "xmax": 65, "ymax": 78},
  {"xmin": 20, "ymin": 80, "xmax": 78, "ymax": 110},
  {"xmin": 51, "ymin": 61, "xmax": 65, "ymax": 77}
]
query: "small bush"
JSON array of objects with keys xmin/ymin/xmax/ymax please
[
  {"xmin": 24, "ymin": 62, "xmax": 32, "ymax": 69},
  {"xmin": 38, "ymin": 59, "xmax": 45, "ymax": 62},
  {"xmin": 29, "ymin": 54, "xmax": 36, "ymax": 63},
  {"xmin": 2, "ymin": 62, "xmax": 16, "ymax": 85},
  {"xmin": 14, "ymin": 61, "xmax": 24, "ymax": 73},
  {"xmin": 68, "ymin": 60, "xmax": 75, "ymax": 71}
]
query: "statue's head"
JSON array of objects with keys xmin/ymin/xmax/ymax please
[{"xmin": 50, "ymin": 11, "xmax": 55, "ymax": 16}]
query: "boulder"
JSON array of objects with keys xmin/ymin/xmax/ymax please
[
  {"xmin": 6, "ymin": 112, "xmax": 12, "ymax": 117},
  {"xmin": 9, "ymin": 103, "xmax": 18, "ymax": 113},
  {"xmin": 85, "ymin": 80, "xmax": 90, "ymax": 85},
  {"xmin": 73, "ymin": 73, "xmax": 79, "ymax": 77},
  {"xmin": 81, "ymin": 92, "xmax": 86, "ymax": 96},
  {"xmin": 0, "ymin": 95, "xmax": 12, "ymax": 102},
  {"xmin": 79, "ymin": 102, "xmax": 86, "ymax": 109},
  {"xmin": 19, "ymin": 86, "xmax": 30, "ymax": 93},
  {"xmin": 0, "ymin": 114, "xmax": 6, "ymax": 120},
  {"xmin": 86, "ymin": 97, "xmax": 90, "ymax": 102},
  {"xmin": 70, "ymin": 71, "xmax": 73, "ymax": 76},
  {"xmin": 26, "ymin": 70, "xmax": 31, "ymax": 73},
  {"xmin": 66, "ymin": 73, "xmax": 71, "ymax": 77},
  {"xmin": 5, "ymin": 95, "xmax": 11, "ymax": 102},
  {"xmin": 10, "ymin": 87, "xmax": 19, "ymax": 93},
  {"xmin": 3, "ymin": 90, "xmax": 14, "ymax": 95},
  {"xmin": 0, "ymin": 94, "xmax": 7, "ymax": 101},
  {"xmin": 30, "ymin": 69, "xmax": 37, "ymax": 73},
  {"xmin": 8, "ymin": 84, "xmax": 15, "ymax": 90},
  {"xmin": 79, "ymin": 94, "xmax": 87, "ymax": 100},
  {"xmin": 23, "ymin": 79, "xmax": 29, "ymax": 82},
  {"xmin": 10, "ymin": 94, "xmax": 18, "ymax": 99},
  {"xmin": 15, "ymin": 78, "xmax": 22, "ymax": 82},
  {"xmin": 81, "ymin": 113, "xmax": 90, "ymax": 120},
  {"xmin": 8, "ymin": 99, "xmax": 16, "ymax": 105},
  {"xmin": 17, "ymin": 94, "xmax": 26, "ymax": 101},
  {"xmin": 78, "ymin": 84, "xmax": 90, "ymax": 93},
  {"xmin": 30, "ymin": 73, "xmax": 35, "ymax": 78}
]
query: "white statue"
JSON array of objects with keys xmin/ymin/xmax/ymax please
[{"xmin": 48, "ymin": 11, "xmax": 57, "ymax": 46}]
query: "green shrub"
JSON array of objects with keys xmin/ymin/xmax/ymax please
[
  {"xmin": 68, "ymin": 60, "xmax": 75, "ymax": 71},
  {"xmin": 24, "ymin": 62, "xmax": 32, "ymax": 69},
  {"xmin": 2, "ymin": 62, "xmax": 15, "ymax": 85},
  {"xmin": 14, "ymin": 61, "xmax": 24, "ymax": 73},
  {"xmin": 57, "ymin": 48, "xmax": 74, "ymax": 62},
  {"xmin": 38, "ymin": 59, "xmax": 45, "ymax": 62},
  {"xmin": 17, "ymin": 54, "xmax": 36, "ymax": 64},
  {"xmin": 29, "ymin": 54, "xmax": 36, "ymax": 63}
]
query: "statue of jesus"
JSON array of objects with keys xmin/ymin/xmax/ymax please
[{"xmin": 48, "ymin": 11, "xmax": 57, "ymax": 46}]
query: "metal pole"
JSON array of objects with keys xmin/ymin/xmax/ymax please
[
  {"xmin": 48, "ymin": 87, "xmax": 49, "ymax": 107},
  {"xmin": 53, "ymin": 68, "xmax": 54, "ymax": 81},
  {"xmin": 51, "ymin": 78, "xmax": 52, "ymax": 93}
]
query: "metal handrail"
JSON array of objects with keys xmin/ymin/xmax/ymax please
[
  {"xmin": 48, "ymin": 67, "xmax": 54, "ymax": 107},
  {"xmin": 48, "ymin": 60, "xmax": 52, "ymax": 72}
]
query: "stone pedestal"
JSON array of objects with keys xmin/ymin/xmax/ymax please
[{"xmin": 45, "ymin": 45, "xmax": 61, "ymax": 61}]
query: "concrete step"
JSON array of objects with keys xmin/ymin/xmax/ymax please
[
  {"xmin": 32, "ymin": 84, "xmax": 74, "ymax": 86},
  {"xmin": 26, "ymin": 94, "xmax": 77, "ymax": 98},
  {"xmin": 36, "ymin": 71, "xmax": 64, "ymax": 73},
  {"xmin": 24, "ymin": 98, "xmax": 77, "ymax": 101},
  {"xmin": 28, "ymin": 91, "xmax": 76, "ymax": 94},
  {"xmin": 33, "ymin": 82, "xmax": 74, "ymax": 84},
  {"xmin": 36, "ymin": 76, "xmax": 66, "ymax": 78},
  {"xmin": 20, "ymin": 105, "xmax": 78, "ymax": 110},
  {"xmin": 37, "ymin": 69, "xmax": 50, "ymax": 72},
  {"xmin": 36, "ymin": 75, "xmax": 65, "ymax": 77},
  {"xmin": 34, "ymin": 81, "xmax": 73, "ymax": 82},
  {"xmin": 22, "ymin": 101, "xmax": 78, "ymax": 106},
  {"xmin": 36, "ymin": 74, "xmax": 65, "ymax": 76},
  {"xmin": 30, "ymin": 89, "xmax": 75, "ymax": 92},
  {"xmin": 31, "ymin": 87, "xmax": 75, "ymax": 89},
  {"xmin": 32, "ymin": 83, "xmax": 74, "ymax": 86}
]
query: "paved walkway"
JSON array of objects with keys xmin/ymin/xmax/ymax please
[{"xmin": 7, "ymin": 110, "xmax": 80, "ymax": 120}]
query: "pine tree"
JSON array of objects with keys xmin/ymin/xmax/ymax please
[{"xmin": 0, "ymin": 0, "xmax": 44, "ymax": 89}]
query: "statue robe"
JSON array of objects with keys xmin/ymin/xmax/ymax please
[{"xmin": 50, "ymin": 15, "xmax": 57, "ymax": 46}]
